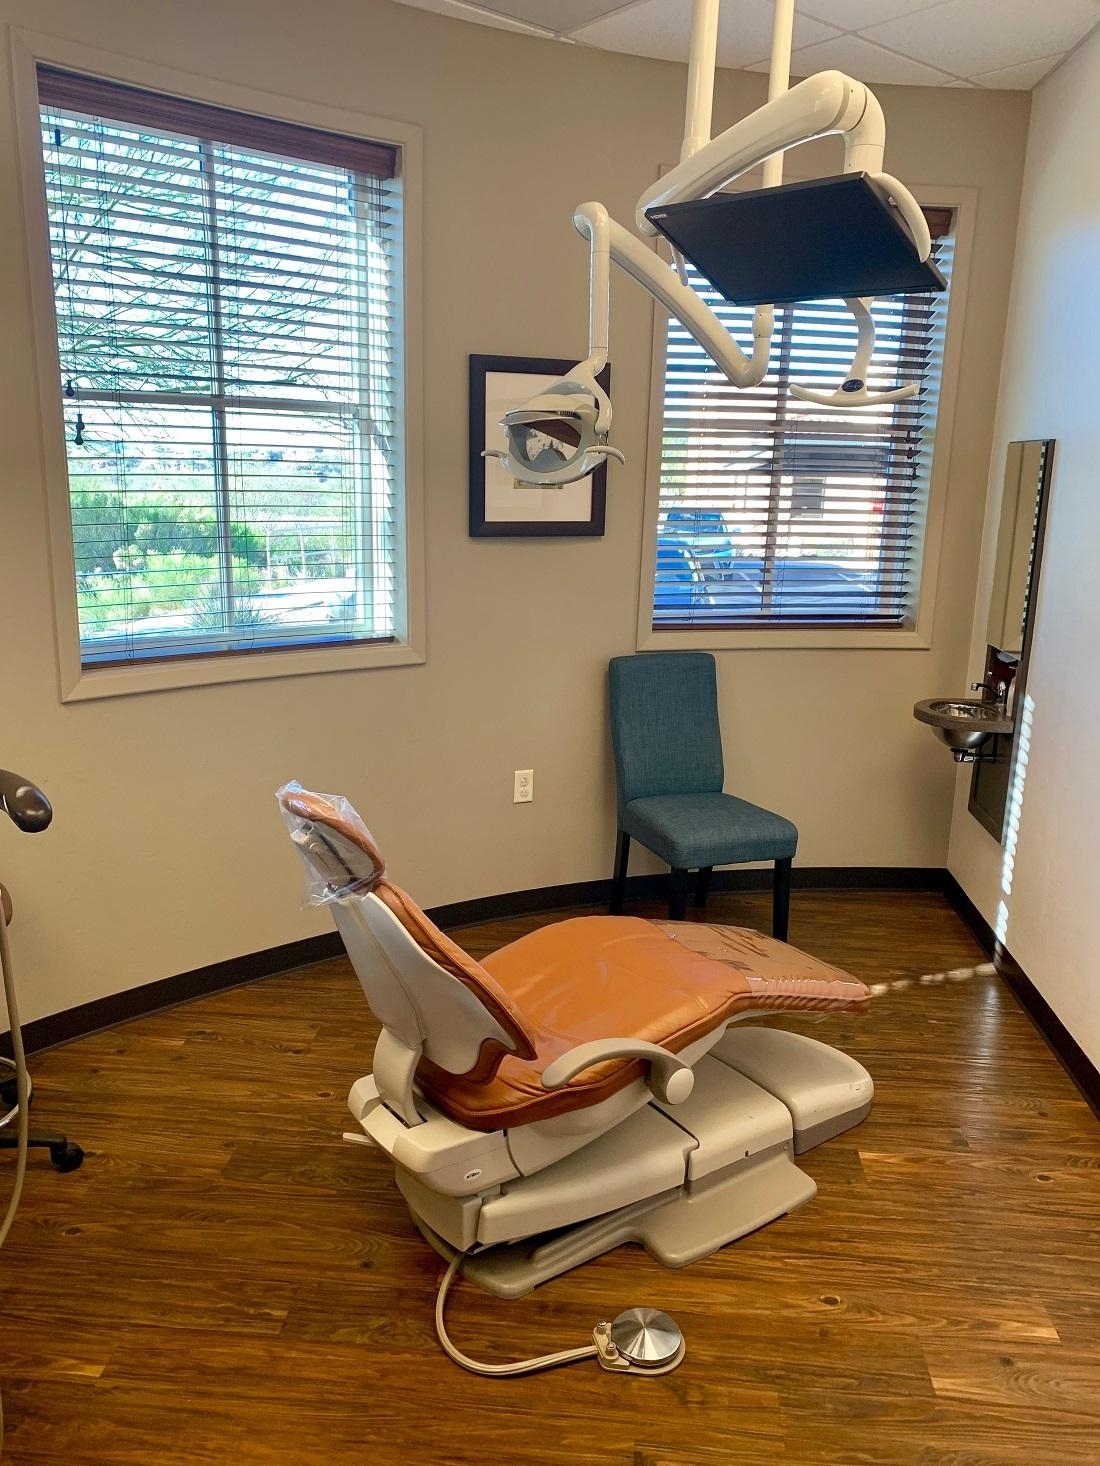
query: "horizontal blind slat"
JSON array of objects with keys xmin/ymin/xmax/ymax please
[
  {"xmin": 37, "ymin": 66, "xmax": 398, "ymax": 178},
  {"xmin": 655, "ymin": 231, "xmax": 954, "ymax": 629}
]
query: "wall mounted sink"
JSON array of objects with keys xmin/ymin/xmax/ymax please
[{"xmin": 913, "ymin": 697, "xmax": 1014, "ymax": 761}]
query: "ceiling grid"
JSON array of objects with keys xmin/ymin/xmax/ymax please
[{"xmin": 392, "ymin": 0, "xmax": 1100, "ymax": 88}]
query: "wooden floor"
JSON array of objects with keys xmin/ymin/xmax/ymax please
[{"xmin": 1, "ymin": 889, "xmax": 1099, "ymax": 1465}]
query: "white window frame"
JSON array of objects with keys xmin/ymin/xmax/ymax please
[
  {"xmin": 11, "ymin": 30, "xmax": 425, "ymax": 701},
  {"xmin": 635, "ymin": 179, "xmax": 978, "ymax": 653}
]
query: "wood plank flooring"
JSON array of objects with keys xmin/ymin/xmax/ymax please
[{"xmin": 1, "ymin": 889, "xmax": 1098, "ymax": 1465}]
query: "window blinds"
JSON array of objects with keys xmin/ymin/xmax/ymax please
[
  {"xmin": 37, "ymin": 68, "xmax": 404, "ymax": 666},
  {"xmin": 653, "ymin": 216, "xmax": 955, "ymax": 629}
]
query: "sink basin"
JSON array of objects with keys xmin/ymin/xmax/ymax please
[
  {"xmin": 913, "ymin": 697, "xmax": 1014, "ymax": 759},
  {"xmin": 927, "ymin": 699, "xmax": 1009, "ymax": 724}
]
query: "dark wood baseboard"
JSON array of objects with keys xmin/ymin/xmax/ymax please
[
  {"xmin": 13, "ymin": 863, "xmax": 1093, "ymax": 1112},
  {"xmin": 943, "ymin": 872, "xmax": 1100, "ymax": 1119},
  {"xmin": 428, "ymin": 864, "xmax": 948, "ymax": 930},
  {"xmin": 2, "ymin": 932, "xmax": 343, "ymax": 1062},
  {"xmin": 939, "ymin": 872, "xmax": 1003, "ymax": 955},
  {"xmin": 4, "ymin": 865, "xmax": 953, "ymax": 1058},
  {"xmin": 7, "ymin": 865, "xmax": 947, "ymax": 1057}
]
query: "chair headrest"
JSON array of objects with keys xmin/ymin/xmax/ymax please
[{"xmin": 277, "ymin": 782, "xmax": 385, "ymax": 904}]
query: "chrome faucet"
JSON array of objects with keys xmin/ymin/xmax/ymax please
[{"xmin": 972, "ymin": 678, "xmax": 1008, "ymax": 708}]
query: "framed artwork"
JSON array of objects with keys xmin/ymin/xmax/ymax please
[{"xmin": 468, "ymin": 354, "xmax": 610, "ymax": 537}]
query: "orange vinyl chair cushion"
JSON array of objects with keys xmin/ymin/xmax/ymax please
[
  {"xmin": 415, "ymin": 915, "xmax": 869, "ymax": 1131},
  {"xmin": 277, "ymin": 786, "xmax": 868, "ymax": 1133}
]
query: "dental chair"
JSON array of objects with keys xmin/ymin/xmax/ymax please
[{"xmin": 279, "ymin": 783, "xmax": 872, "ymax": 1366}]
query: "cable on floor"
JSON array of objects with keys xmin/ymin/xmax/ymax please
[{"xmin": 435, "ymin": 1254, "xmax": 598, "ymax": 1377}]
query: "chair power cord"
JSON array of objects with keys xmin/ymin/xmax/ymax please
[
  {"xmin": 434, "ymin": 1255, "xmax": 687, "ymax": 1378},
  {"xmin": 435, "ymin": 1254, "xmax": 599, "ymax": 1377}
]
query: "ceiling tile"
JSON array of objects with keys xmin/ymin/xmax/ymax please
[
  {"xmin": 471, "ymin": 0, "xmax": 631, "ymax": 31},
  {"xmin": 384, "ymin": 0, "xmax": 559, "ymax": 35},
  {"xmin": 799, "ymin": 0, "xmax": 951, "ymax": 29},
  {"xmin": 571, "ymin": 0, "xmax": 840, "ymax": 68},
  {"xmin": 969, "ymin": 53, "xmax": 1067, "ymax": 88},
  {"xmin": 862, "ymin": 0, "xmax": 1100, "ymax": 78},
  {"xmin": 750, "ymin": 31, "xmax": 956, "ymax": 84},
  {"xmin": 389, "ymin": 0, "xmax": 1098, "ymax": 87}
]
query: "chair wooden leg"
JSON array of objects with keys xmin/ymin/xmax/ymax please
[
  {"xmin": 610, "ymin": 830, "xmax": 630, "ymax": 914},
  {"xmin": 773, "ymin": 857, "xmax": 792, "ymax": 941},
  {"xmin": 694, "ymin": 866, "xmax": 713, "ymax": 910},
  {"xmin": 669, "ymin": 867, "xmax": 689, "ymax": 922}
]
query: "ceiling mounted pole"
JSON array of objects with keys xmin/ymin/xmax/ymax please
[
  {"xmin": 681, "ymin": 0, "xmax": 720, "ymax": 162},
  {"xmin": 762, "ymin": 0, "xmax": 796, "ymax": 188}
]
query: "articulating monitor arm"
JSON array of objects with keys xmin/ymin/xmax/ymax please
[{"xmin": 491, "ymin": 68, "xmax": 933, "ymax": 487}]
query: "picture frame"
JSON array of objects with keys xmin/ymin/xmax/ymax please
[{"xmin": 468, "ymin": 354, "xmax": 611, "ymax": 537}]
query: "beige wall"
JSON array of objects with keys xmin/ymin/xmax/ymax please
[
  {"xmin": 948, "ymin": 30, "xmax": 1100, "ymax": 1067},
  {"xmin": 0, "ymin": 0, "xmax": 1028, "ymax": 1024}
]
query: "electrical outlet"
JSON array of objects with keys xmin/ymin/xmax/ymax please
[{"xmin": 513, "ymin": 769, "xmax": 534, "ymax": 804}]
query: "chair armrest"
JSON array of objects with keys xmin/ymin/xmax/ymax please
[{"xmin": 540, "ymin": 1039, "xmax": 695, "ymax": 1104}]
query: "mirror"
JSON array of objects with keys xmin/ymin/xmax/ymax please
[
  {"xmin": 970, "ymin": 438, "xmax": 1054, "ymax": 841},
  {"xmin": 986, "ymin": 440, "xmax": 1051, "ymax": 655}
]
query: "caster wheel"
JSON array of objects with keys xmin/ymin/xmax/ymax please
[
  {"xmin": 0, "ymin": 1058, "xmax": 30, "ymax": 1116},
  {"xmin": 50, "ymin": 1142, "xmax": 84, "ymax": 1173}
]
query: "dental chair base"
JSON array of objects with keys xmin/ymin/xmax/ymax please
[{"xmin": 350, "ymin": 1026, "xmax": 871, "ymax": 1300}]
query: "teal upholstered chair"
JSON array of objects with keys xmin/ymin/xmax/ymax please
[{"xmin": 608, "ymin": 652, "xmax": 797, "ymax": 936}]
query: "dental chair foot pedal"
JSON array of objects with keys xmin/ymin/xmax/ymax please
[{"xmin": 595, "ymin": 1309, "xmax": 685, "ymax": 1374}]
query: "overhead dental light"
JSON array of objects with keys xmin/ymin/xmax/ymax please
[
  {"xmin": 482, "ymin": 360, "xmax": 625, "ymax": 487},
  {"xmin": 489, "ymin": 0, "xmax": 945, "ymax": 487}
]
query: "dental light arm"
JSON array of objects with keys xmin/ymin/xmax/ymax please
[
  {"xmin": 481, "ymin": 196, "xmax": 773, "ymax": 491},
  {"xmin": 788, "ymin": 295, "xmax": 920, "ymax": 407},
  {"xmin": 480, "ymin": 209, "xmax": 626, "ymax": 488},
  {"xmin": 574, "ymin": 204, "xmax": 775, "ymax": 394},
  {"xmin": 491, "ymin": 0, "xmax": 933, "ymax": 488},
  {"xmin": 635, "ymin": 74, "xmax": 931, "ymax": 259},
  {"xmin": 633, "ymin": 72, "xmax": 929, "ymax": 410},
  {"xmin": 637, "ymin": 71, "xmax": 883, "ymax": 232}
]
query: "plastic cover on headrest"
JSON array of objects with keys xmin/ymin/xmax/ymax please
[{"xmin": 276, "ymin": 781, "xmax": 385, "ymax": 906}]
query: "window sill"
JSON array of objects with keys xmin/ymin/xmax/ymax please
[
  {"xmin": 637, "ymin": 625, "xmax": 932, "ymax": 652},
  {"xmin": 60, "ymin": 636, "xmax": 424, "ymax": 702}
]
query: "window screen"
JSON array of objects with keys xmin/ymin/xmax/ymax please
[{"xmin": 37, "ymin": 68, "xmax": 404, "ymax": 667}]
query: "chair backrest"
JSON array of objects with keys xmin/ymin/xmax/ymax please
[
  {"xmin": 608, "ymin": 652, "xmax": 724, "ymax": 812},
  {"xmin": 276, "ymin": 785, "xmax": 536, "ymax": 1088}
]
